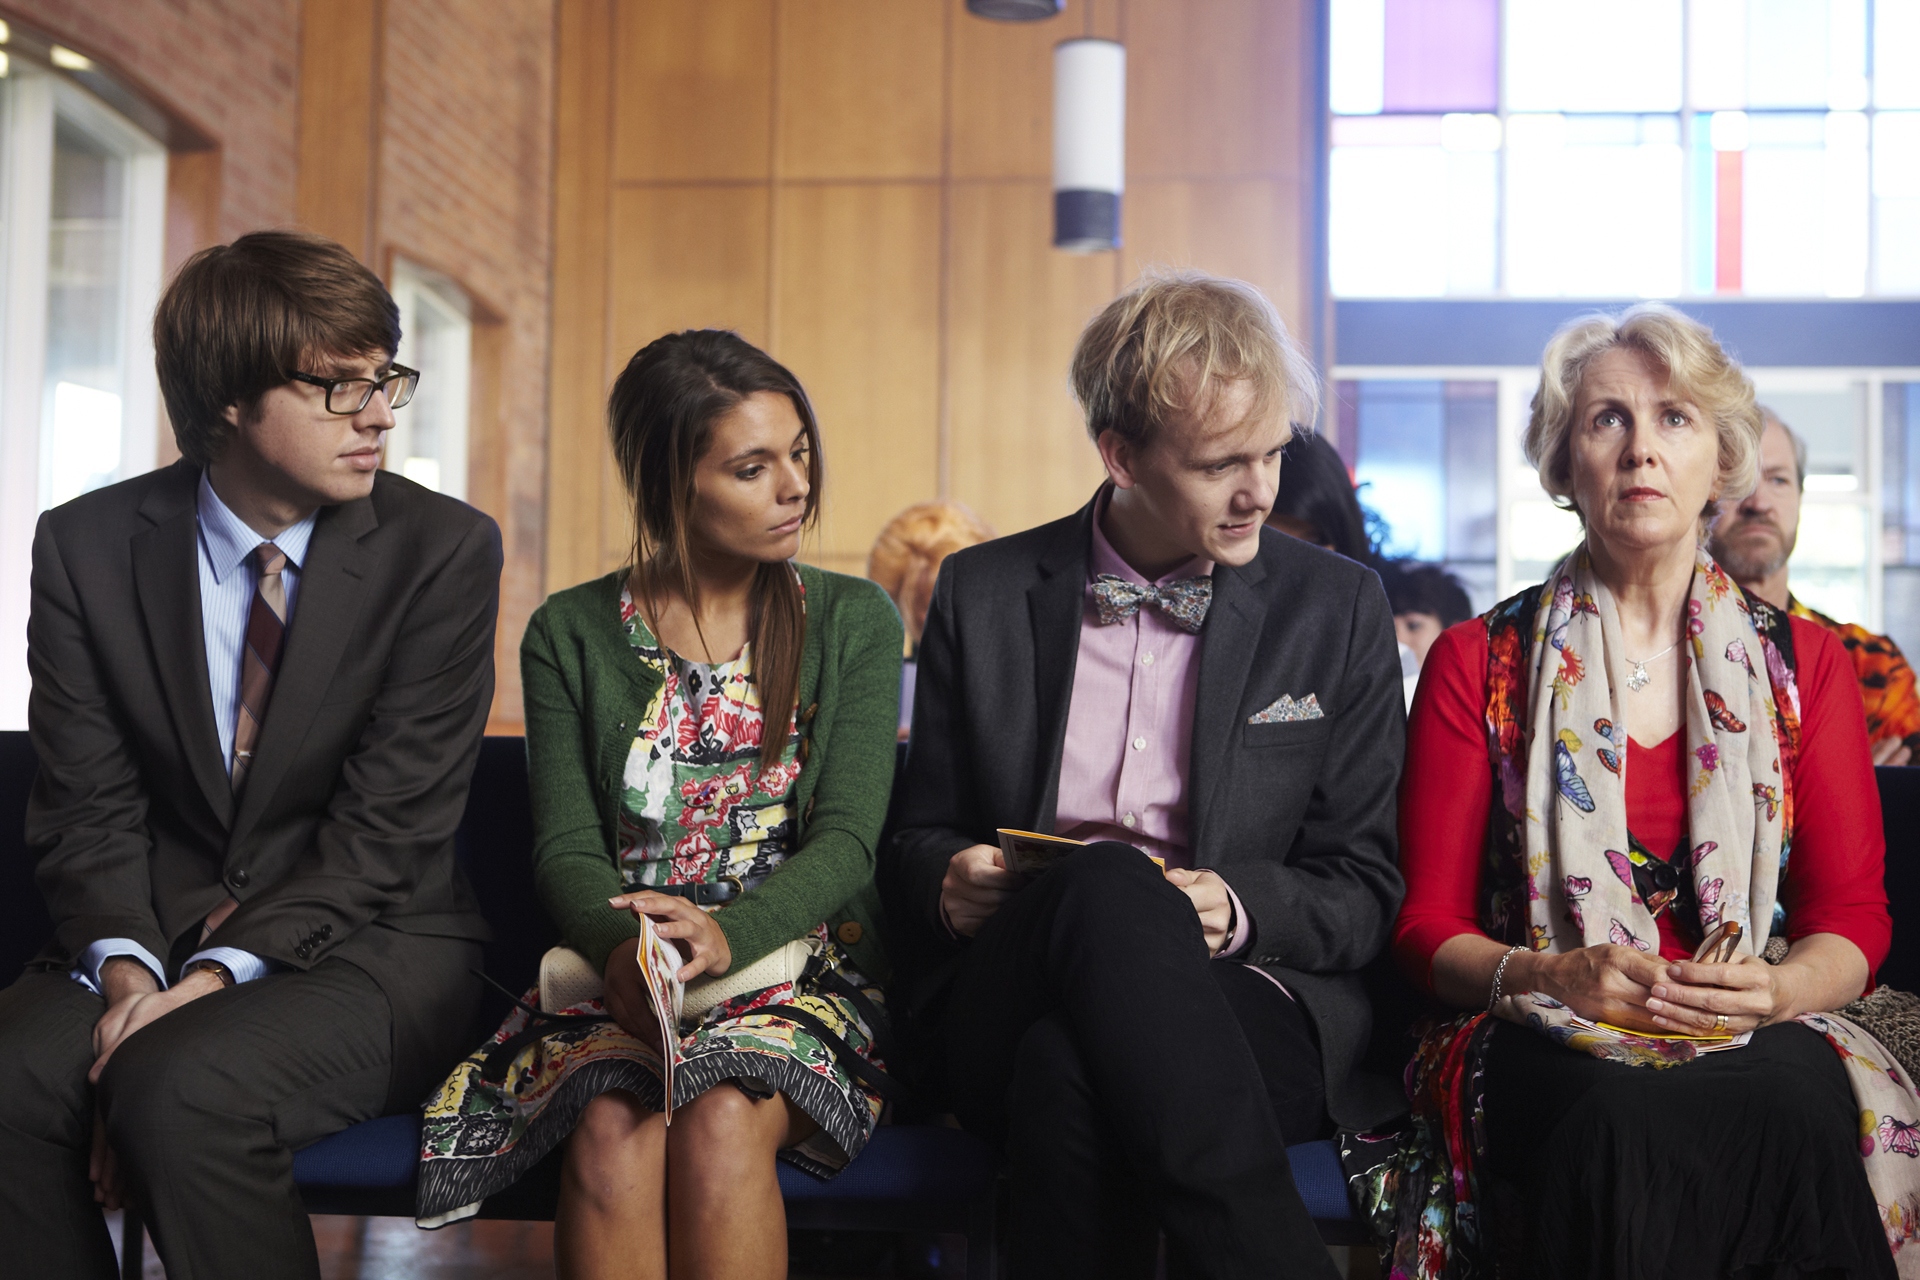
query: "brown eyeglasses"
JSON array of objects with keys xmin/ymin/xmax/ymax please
[{"xmin": 286, "ymin": 364, "xmax": 419, "ymax": 415}]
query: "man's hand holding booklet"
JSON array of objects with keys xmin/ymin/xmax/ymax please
[{"xmin": 995, "ymin": 828, "xmax": 1165, "ymax": 876}]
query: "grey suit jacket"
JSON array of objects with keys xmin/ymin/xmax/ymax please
[
  {"xmin": 25, "ymin": 460, "xmax": 499, "ymax": 1083},
  {"xmin": 885, "ymin": 493, "xmax": 1408, "ymax": 1129}
]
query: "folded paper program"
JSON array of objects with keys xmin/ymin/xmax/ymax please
[{"xmin": 1249, "ymin": 693, "xmax": 1323, "ymax": 724}]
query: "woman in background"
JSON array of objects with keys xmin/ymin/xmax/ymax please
[
  {"xmin": 867, "ymin": 500, "xmax": 995, "ymax": 738},
  {"xmin": 417, "ymin": 330, "xmax": 904, "ymax": 1280},
  {"xmin": 1267, "ymin": 429, "xmax": 1374, "ymax": 563}
]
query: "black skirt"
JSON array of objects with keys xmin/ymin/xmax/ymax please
[{"xmin": 1481, "ymin": 1020, "xmax": 1896, "ymax": 1280}]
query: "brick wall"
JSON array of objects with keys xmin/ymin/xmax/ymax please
[
  {"xmin": 378, "ymin": 0, "xmax": 555, "ymax": 727},
  {"xmin": 7, "ymin": 0, "xmax": 556, "ymax": 728},
  {"xmin": 4, "ymin": 0, "xmax": 302, "ymax": 237}
]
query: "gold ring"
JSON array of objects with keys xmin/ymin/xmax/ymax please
[{"xmin": 1713, "ymin": 1013, "xmax": 1729, "ymax": 1033}]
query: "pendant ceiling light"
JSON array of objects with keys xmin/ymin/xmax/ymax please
[
  {"xmin": 965, "ymin": 0, "xmax": 1063, "ymax": 19},
  {"xmin": 1053, "ymin": 37, "xmax": 1125, "ymax": 253}
]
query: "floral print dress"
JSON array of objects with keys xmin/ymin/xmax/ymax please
[{"xmin": 414, "ymin": 588, "xmax": 887, "ymax": 1226}]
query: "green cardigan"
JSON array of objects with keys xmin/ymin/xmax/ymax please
[{"xmin": 520, "ymin": 563, "xmax": 903, "ymax": 984}]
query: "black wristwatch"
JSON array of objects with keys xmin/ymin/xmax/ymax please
[{"xmin": 183, "ymin": 959, "xmax": 235, "ymax": 988}]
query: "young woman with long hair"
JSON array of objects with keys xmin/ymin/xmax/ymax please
[{"xmin": 415, "ymin": 330, "xmax": 904, "ymax": 1279}]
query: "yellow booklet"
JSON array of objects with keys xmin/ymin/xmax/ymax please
[{"xmin": 1593, "ymin": 1020, "xmax": 1747, "ymax": 1048}]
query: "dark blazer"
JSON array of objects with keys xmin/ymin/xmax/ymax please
[
  {"xmin": 884, "ymin": 493, "xmax": 1408, "ymax": 1129},
  {"xmin": 24, "ymin": 460, "xmax": 499, "ymax": 1079}
]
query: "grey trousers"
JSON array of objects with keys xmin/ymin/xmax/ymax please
[{"xmin": 0, "ymin": 941, "xmax": 474, "ymax": 1280}]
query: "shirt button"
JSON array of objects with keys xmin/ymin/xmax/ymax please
[
  {"xmin": 1132, "ymin": 736, "xmax": 1146, "ymax": 750},
  {"xmin": 1141, "ymin": 653, "xmax": 1155, "ymax": 666},
  {"xmin": 1122, "ymin": 812, "xmax": 1137, "ymax": 828}
]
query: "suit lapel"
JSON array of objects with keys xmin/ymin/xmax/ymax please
[
  {"xmin": 1189, "ymin": 555, "xmax": 1269, "ymax": 865},
  {"xmin": 1028, "ymin": 500, "xmax": 1096, "ymax": 831},
  {"xmin": 228, "ymin": 496, "xmax": 377, "ymax": 845},
  {"xmin": 130, "ymin": 465, "xmax": 232, "ymax": 827}
]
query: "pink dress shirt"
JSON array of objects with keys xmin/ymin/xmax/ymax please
[{"xmin": 1053, "ymin": 491, "xmax": 1252, "ymax": 957}]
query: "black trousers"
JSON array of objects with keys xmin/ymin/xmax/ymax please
[
  {"xmin": 941, "ymin": 843, "xmax": 1340, "ymax": 1280},
  {"xmin": 0, "ymin": 937, "xmax": 478, "ymax": 1280}
]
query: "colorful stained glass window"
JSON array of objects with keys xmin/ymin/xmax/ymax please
[{"xmin": 1329, "ymin": 0, "xmax": 1912, "ymax": 298}]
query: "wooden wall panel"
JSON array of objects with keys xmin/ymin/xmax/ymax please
[
  {"xmin": 295, "ymin": 0, "xmax": 380, "ymax": 258},
  {"xmin": 1122, "ymin": 179, "xmax": 1310, "ymax": 349},
  {"xmin": 545, "ymin": 0, "xmax": 617, "ymax": 592},
  {"xmin": 595, "ymin": 184, "xmax": 776, "ymax": 578},
  {"xmin": 613, "ymin": 0, "xmax": 773, "ymax": 181},
  {"xmin": 947, "ymin": 180, "xmax": 1111, "ymax": 535},
  {"xmin": 949, "ymin": 0, "xmax": 1123, "ymax": 180},
  {"xmin": 949, "ymin": 9, "xmax": 1052, "ymax": 180},
  {"xmin": 547, "ymin": 0, "xmax": 1324, "ymax": 587},
  {"xmin": 775, "ymin": 0, "xmax": 946, "ymax": 181},
  {"xmin": 1125, "ymin": 0, "xmax": 1306, "ymax": 181},
  {"xmin": 773, "ymin": 182, "xmax": 943, "ymax": 573},
  {"xmin": 608, "ymin": 186, "xmax": 772, "ymax": 356}
]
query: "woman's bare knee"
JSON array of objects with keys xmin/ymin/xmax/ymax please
[
  {"xmin": 564, "ymin": 1089, "xmax": 664, "ymax": 1214},
  {"xmin": 669, "ymin": 1084, "xmax": 787, "ymax": 1188}
]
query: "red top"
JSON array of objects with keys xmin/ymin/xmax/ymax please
[{"xmin": 1395, "ymin": 615, "xmax": 1892, "ymax": 992}]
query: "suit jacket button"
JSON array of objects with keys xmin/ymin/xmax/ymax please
[
  {"xmin": 804, "ymin": 796, "xmax": 817, "ymax": 823},
  {"xmin": 295, "ymin": 944, "xmax": 311, "ymax": 959},
  {"xmin": 228, "ymin": 868, "xmax": 250, "ymax": 888},
  {"xmin": 320, "ymin": 925, "xmax": 333, "ymax": 940},
  {"xmin": 835, "ymin": 921, "xmax": 863, "ymax": 946}
]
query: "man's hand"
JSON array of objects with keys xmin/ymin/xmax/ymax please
[
  {"xmin": 609, "ymin": 893, "xmax": 733, "ymax": 983},
  {"xmin": 89, "ymin": 963, "xmax": 227, "ymax": 1084},
  {"xmin": 940, "ymin": 844, "xmax": 1020, "ymax": 937},
  {"xmin": 1165, "ymin": 867, "xmax": 1233, "ymax": 955},
  {"xmin": 1872, "ymin": 736, "xmax": 1913, "ymax": 767}
]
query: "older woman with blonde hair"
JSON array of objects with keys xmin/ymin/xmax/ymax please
[{"xmin": 1376, "ymin": 304, "xmax": 1918, "ymax": 1278}]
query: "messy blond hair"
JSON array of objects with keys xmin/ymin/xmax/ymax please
[
  {"xmin": 867, "ymin": 501, "xmax": 997, "ymax": 648},
  {"xmin": 1525, "ymin": 303, "xmax": 1760, "ymax": 521},
  {"xmin": 1070, "ymin": 271, "xmax": 1320, "ymax": 446}
]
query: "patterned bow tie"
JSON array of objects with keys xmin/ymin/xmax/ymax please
[{"xmin": 1091, "ymin": 573, "xmax": 1213, "ymax": 633}]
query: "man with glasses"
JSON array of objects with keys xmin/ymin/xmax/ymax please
[{"xmin": 0, "ymin": 230, "xmax": 500, "ymax": 1277}]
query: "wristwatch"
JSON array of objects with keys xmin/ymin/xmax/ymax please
[{"xmin": 183, "ymin": 959, "xmax": 235, "ymax": 988}]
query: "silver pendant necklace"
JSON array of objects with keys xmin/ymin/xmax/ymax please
[{"xmin": 1624, "ymin": 641, "xmax": 1679, "ymax": 692}]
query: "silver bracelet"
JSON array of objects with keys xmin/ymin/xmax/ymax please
[{"xmin": 1487, "ymin": 944, "xmax": 1525, "ymax": 1012}]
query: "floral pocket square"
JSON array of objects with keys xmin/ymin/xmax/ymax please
[{"xmin": 1249, "ymin": 693, "xmax": 1323, "ymax": 724}]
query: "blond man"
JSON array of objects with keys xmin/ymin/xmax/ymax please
[{"xmin": 884, "ymin": 273, "xmax": 1407, "ymax": 1279}]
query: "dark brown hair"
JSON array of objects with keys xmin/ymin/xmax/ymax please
[
  {"xmin": 609, "ymin": 330, "xmax": 823, "ymax": 775},
  {"xmin": 154, "ymin": 230, "xmax": 401, "ymax": 465}
]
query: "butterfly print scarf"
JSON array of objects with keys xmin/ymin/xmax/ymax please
[{"xmin": 1500, "ymin": 544, "xmax": 1783, "ymax": 984}]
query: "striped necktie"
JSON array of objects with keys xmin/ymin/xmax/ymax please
[{"xmin": 232, "ymin": 543, "xmax": 288, "ymax": 792}]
